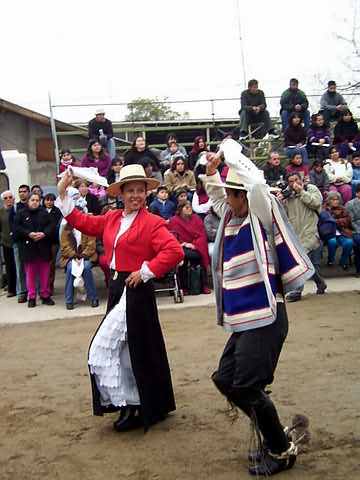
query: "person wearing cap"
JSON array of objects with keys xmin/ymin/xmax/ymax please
[
  {"xmin": 88, "ymin": 108, "xmax": 116, "ymax": 160},
  {"xmin": 56, "ymin": 164, "xmax": 184, "ymax": 433},
  {"xmin": 202, "ymin": 139, "xmax": 314, "ymax": 476},
  {"xmin": 320, "ymin": 81, "xmax": 348, "ymax": 125},
  {"xmin": 149, "ymin": 185, "xmax": 176, "ymax": 221}
]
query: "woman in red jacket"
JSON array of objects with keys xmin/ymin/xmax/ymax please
[{"xmin": 57, "ymin": 165, "xmax": 184, "ymax": 433}]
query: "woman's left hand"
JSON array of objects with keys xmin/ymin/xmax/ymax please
[{"xmin": 125, "ymin": 270, "xmax": 142, "ymax": 289}]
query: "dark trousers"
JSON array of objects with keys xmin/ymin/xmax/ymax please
[
  {"xmin": 212, "ymin": 303, "xmax": 289, "ymax": 454},
  {"xmin": 353, "ymin": 233, "xmax": 360, "ymax": 273},
  {"xmin": 3, "ymin": 246, "xmax": 17, "ymax": 294},
  {"xmin": 178, "ymin": 247, "xmax": 208, "ymax": 289}
]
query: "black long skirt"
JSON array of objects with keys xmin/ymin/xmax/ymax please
[{"xmin": 89, "ymin": 271, "xmax": 176, "ymax": 431}]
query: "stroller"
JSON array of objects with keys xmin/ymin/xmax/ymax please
[{"xmin": 154, "ymin": 231, "xmax": 184, "ymax": 303}]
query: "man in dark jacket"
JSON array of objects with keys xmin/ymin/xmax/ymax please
[
  {"xmin": 280, "ymin": 78, "xmax": 310, "ymax": 132},
  {"xmin": 239, "ymin": 79, "xmax": 279, "ymax": 140},
  {"xmin": 0, "ymin": 190, "xmax": 17, "ymax": 297},
  {"xmin": 88, "ymin": 108, "xmax": 116, "ymax": 160},
  {"xmin": 320, "ymin": 80, "xmax": 348, "ymax": 125},
  {"xmin": 263, "ymin": 151, "xmax": 286, "ymax": 187}
]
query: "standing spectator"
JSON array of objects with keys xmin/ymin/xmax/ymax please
[
  {"xmin": 277, "ymin": 172, "xmax": 327, "ymax": 301},
  {"xmin": 88, "ymin": 108, "xmax": 116, "ymax": 160},
  {"xmin": 59, "ymin": 149, "xmax": 79, "ymax": 174},
  {"xmin": 0, "ymin": 191, "xmax": 17, "ymax": 297},
  {"xmin": 31, "ymin": 185, "xmax": 43, "ymax": 201},
  {"xmin": 17, "ymin": 184, "xmax": 30, "ymax": 210},
  {"xmin": 346, "ymin": 184, "xmax": 360, "ymax": 277},
  {"xmin": 323, "ymin": 146, "xmax": 353, "ymax": 204},
  {"xmin": 263, "ymin": 151, "xmax": 286, "ymax": 187},
  {"xmin": 74, "ymin": 179, "xmax": 101, "ymax": 215},
  {"xmin": 14, "ymin": 193, "xmax": 55, "ymax": 307},
  {"xmin": 149, "ymin": 186, "xmax": 176, "ymax": 221},
  {"xmin": 284, "ymin": 112, "xmax": 309, "ymax": 165},
  {"xmin": 320, "ymin": 80, "xmax": 348, "ymax": 125},
  {"xmin": 309, "ymin": 160, "xmax": 330, "ymax": 201},
  {"xmin": 351, "ymin": 152, "xmax": 360, "ymax": 197},
  {"xmin": 285, "ymin": 153, "xmax": 310, "ymax": 184},
  {"xmin": 325, "ymin": 191, "xmax": 354, "ymax": 269},
  {"xmin": 280, "ymin": 78, "xmax": 310, "ymax": 132},
  {"xmin": 124, "ymin": 136, "xmax": 161, "ymax": 172},
  {"xmin": 333, "ymin": 110, "xmax": 360, "ymax": 158},
  {"xmin": 188, "ymin": 136, "xmax": 208, "ymax": 170},
  {"xmin": 165, "ymin": 156, "xmax": 196, "ymax": 197},
  {"xmin": 239, "ymin": 79, "xmax": 278, "ymax": 140},
  {"xmin": 307, "ymin": 113, "xmax": 331, "ymax": 161},
  {"xmin": 159, "ymin": 133, "xmax": 187, "ymax": 165},
  {"xmin": 81, "ymin": 139, "xmax": 112, "ymax": 178},
  {"xmin": 43, "ymin": 193, "xmax": 62, "ymax": 294}
]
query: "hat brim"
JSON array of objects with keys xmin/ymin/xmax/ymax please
[
  {"xmin": 107, "ymin": 176, "xmax": 160, "ymax": 196},
  {"xmin": 207, "ymin": 180, "xmax": 247, "ymax": 190}
]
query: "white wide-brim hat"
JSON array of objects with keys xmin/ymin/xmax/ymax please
[
  {"xmin": 207, "ymin": 168, "xmax": 247, "ymax": 190},
  {"xmin": 107, "ymin": 164, "xmax": 160, "ymax": 196}
]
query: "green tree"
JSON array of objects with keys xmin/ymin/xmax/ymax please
[{"xmin": 125, "ymin": 97, "xmax": 188, "ymax": 121}]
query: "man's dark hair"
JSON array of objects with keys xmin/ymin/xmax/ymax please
[
  {"xmin": 166, "ymin": 132, "xmax": 178, "ymax": 143},
  {"xmin": 289, "ymin": 78, "xmax": 298, "ymax": 85},
  {"xmin": 328, "ymin": 80, "xmax": 336, "ymax": 88},
  {"xmin": 285, "ymin": 171, "xmax": 302, "ymax": 182},
  {"xmin": 31, "ymin": 184, "xmax": 43, "ymax": 194},
  {"xmin": 43, "ymin": 193, "xmax": 56, "ymax": 202},
  {"xmin": 18, "ymin": 184, "xmax": 30, "ymax": 192},
  {"xmin": 248, "ymin": 79, "xmax": 258, "ymax": 88}
]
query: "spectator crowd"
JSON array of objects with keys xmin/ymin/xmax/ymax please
[{"xmin": 1, "ymin": 79, "xmax": 360, "ymax": 309}]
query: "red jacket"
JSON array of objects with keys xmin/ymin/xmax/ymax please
[{"xmin": 65, "ymin": 207, "xmax": 184, "ymax": 277}]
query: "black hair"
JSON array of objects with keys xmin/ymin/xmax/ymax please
[
  {"xmin": 289, "ymin": 78, "xmax": 298, "ymax": 85},
  {"xmin": 248, "ymin": 79, "xmax": 258, "ymax": 88},
  {"xmin": 156, "ymin": 185, "xmax": 168, "ymax": 194},
  {"xmin": 285, "ymin": 171, "xmax": 302, "ymax": 182},
  {"xmin": 18, "ymin": 184, "xmax": 30, "ymax": 192},
  {"xmin": 31, "ymin": 184, "xmax": 43, "ymax": 194},
  {"xmin": 112, "ymin": 156, "xmax": 124, "ymax": 166},
  {"xmin": 43, "ymin": 193, "xmax": 56, "ymax": 202},
  {"xmin": 166, "ymin": 132, "xmax": 178, "ymax": 143},
  {"xmin": 311, "ymin": 159, "xmax": 323, "ymax": 168},
  {"xmin": 138, "ymin": 157, "xmax": 154, "ymax": 169},
  {"xmin": 328, "ymin": 80, "xmax": 336, "ymax": 87}
]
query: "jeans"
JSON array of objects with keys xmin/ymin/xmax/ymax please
[
  {"xmin": 107, "ymin": 138, "xmax": 116, "ymax": 160},
  {"xmin": 289, "ymin": 247, "xmax": 326, "ymax": 296},
  {"xmin": 284, "ymin": 145, "xmax": 309, "ymax": 165},
  {"xmin": 65, "ymin": 260, "xmax": 98, "ymax": 304},
  {"xmin": 281, "ymin": 109, "xmax": 310, "ymax": 131},
  {"xmin": 13, "ymin": 243, "xmax": 27, "ymax": 297},
  {"xmin": 327, "ymin": 235, "xmax": 353, "ymax": 265}
]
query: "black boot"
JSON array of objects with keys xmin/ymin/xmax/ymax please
[
  {"xmin": 113, "ymin": 405, "xmax": 142, "ymax": 432},
  {"xmin": 249, "ymin": 442, "xmax": 297, "ymax": 476}
]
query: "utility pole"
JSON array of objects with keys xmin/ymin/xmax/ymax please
[{"xmin": 235, "ymin": 0, "xmax": 247, "ymax": 91}]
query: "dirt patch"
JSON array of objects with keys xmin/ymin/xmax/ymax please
[{"xmin": 1, "ymin": 291, "xmax": 359, "ymax": 479}]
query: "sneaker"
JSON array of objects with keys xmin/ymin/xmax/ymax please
[
  {"xmin": 91, "ymin": 299, "xmax": 99, "ymax": 308},
  {"xmin": 341, "ymin": 264, "xmax": 349, "ymax": 271},
  {"xmin": 42, "ymin": 297, "xmax": 55, "ymax": 306},
  {"xmin": 249, "ymin": 442, "xmax": 297, "ymax": 476},
  {"xmin": 28, "ymin": 299, "xmax": 36, "ymax": 308},
  {"xmin": 239, "ymin": 132, "xmax": 248, "ymax": 140}
]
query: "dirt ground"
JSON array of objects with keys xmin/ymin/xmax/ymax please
[{"xmin": 1, "ymin": 291, "xmax": 360, "ymax": 480}]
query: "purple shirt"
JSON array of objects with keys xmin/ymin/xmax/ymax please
[{"xmin": 81, "ymin": 154, "xmax": 111, "ymax": 178}]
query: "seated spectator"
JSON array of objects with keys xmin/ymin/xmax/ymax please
[
  {"xmin": 324, "ymin": 191, "xmax": 353, "ymax": 269},
  {"xmin": 323, "ymin": 146, "xmax": 353, "ymax": 204},
  {"xmin": 59, "ymin": 202, "xmax": 99, "ymax": 310},
  {"xmin": 168, "ymin": 201, "xmax": 211, "ymax": 295},
  {"xmin": 138, "ymin": 158, "xmax": 163, "ymax": 205},
  {"xmin": 320, "ymin": 80, "xmax": 348, "ymax": 125},
  {"xmin": 307, "ymin": 113, "xmax": 331, "ymax": 161},
  {"xmin": 165, "ymin": 156, "xmax": 196, "ymax": 197},
  {"xmin": 192, "ymin": 178, "xmax": 212, "ymax": 219},
  {"xmin": 74, "ymin": 179, "xmax": 101, "ymax": 215},
  {"xmin": 188, "ymin": 136, "xmax": 208, "ymax": 170},
  {"xmin": 346, "ymin": 184, "xmax": 360, "ymax": 277},
  {"xmin": 124, "ymin": 136, "xmax": 161, "ymax": 172},
  {"xmin": 149, "ymin": 186, "xmax": 176, "ymax": 221},
  {"xmin": 333, "ymin": 110, "xmax": 360, "ymax": 158},
  {"xmin": 280, "ymin": 78, "xmax": 310, "ymax": 132},
  {"xmin": 59, "ymin": 149, "xmax": 79, "ymax": 174},
  {"xmin": 309, "ymin": 160, "xmax": 330, "ymax": 201},
  {"xmin": 263, "ymin": 151, "xmax": 286, "ymax": 187},
  {"xmin": 239, "ymin": 79, "xmax": 279, "ymax": 140},
  {"xmin": 0, "ymin": 191, "xmax": 17, "ymax": 297},
  {"xmin": 88, "ymin": 107, "xmax": 116, "ymax": 160},
  {"xmin": 31, "ymin": 185, "xmax": 43, "ymax": 200},
  {"xmin": 43, "ymin": 193, "xmax": 62, "ymax": 294},
  {"xmin": 106, "ymin": 154, "xmax": 125, "ymax": 184},
  {"xmin": 160, "ymin": 142, "xmax": 182, "ymax": 173},
  {"xmin": 88, "ymin": 182, "xmax": 107, "ymax": 199},
  {"xmin": 285, "ymin": 152, "xmax": 310, "ymax": 184},
  {"xmin": 204, "ymin": 206, "xmax": 220, "ymax": 257},
  {"xmin": 284, "ymin": 112, "xmax": 309, "ymax": 165},
  {"xmin": 160, "ymin": 132, "xmax": 187, "ymax": 166},
  {"xmin": 351, "ymin": 152, "xmax": 360, "ymax": 197},
  {"xmin": 175, "ymin": 188, "xmax": 188, "ymax": 207},
  {"xmin": 81, "ymin": 139, "xmax": 111, "ymax": 178},
  {"xmin": 14, "ymin": 192, "xmax": 56, "ymax": 307}
]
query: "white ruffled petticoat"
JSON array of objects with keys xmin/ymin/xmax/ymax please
[{"xmin": 88, "ymin": 287, "xmax": 140, "ymax": 407}]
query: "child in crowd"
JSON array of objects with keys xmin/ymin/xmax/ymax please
[
  {"xmin": 263, "ymin": 151, "xmax": 286, "ymax": 187},
  {"xmin": 149, "ymin": 186, "xmax": 176, "ymax": 221},
  {"xmin": 307, "ymin": 113, "xmax": 330, "ymax": 161},
  {"xmin": 285, "ymin": 152, "xmax": 310, "ymax": 184},
  {"xmin": 284, "ymin": 112, "xmax": 308, "ymax": 165},
  {"xmin": 88, "ymin": 182, "xmax": 106, "ymax": 199},
  {"xmin": 106, "ymin": 155, "xmax": 124, "ymax": 184},
  {"xmin": 59, "ymin": 149, "xmax": 79, "ymax": 174},
  {"xmin": 309, "ymin": 160, "xmax": 330, "ymax": 201},
  {"xmin": 351, "ymin": 153, "xmax": 360, "ymax": 197},
  {"xmin": 160, "ymin": 142, "xmax": 182, "ymax": 173},
  {"xmin": 175, "ymin": 188, "xmax": 188, "ymax": 207}
]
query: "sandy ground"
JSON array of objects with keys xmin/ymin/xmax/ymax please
[{"xmin": 1, "ymin": 291, "xmax": 360, "ymax": 480}]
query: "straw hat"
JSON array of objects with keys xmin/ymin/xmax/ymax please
[
  {"xmin": 107, "ymin": 164, "xmax": 160, "ymax": 196},
  {"xmin": 207, "ymin": 168, "xmax": 247, "ymax": 190}
]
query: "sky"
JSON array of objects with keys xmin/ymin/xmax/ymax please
[{"xmin": 1, "ymin": 0, "xmax": 358, "ymax": 123}]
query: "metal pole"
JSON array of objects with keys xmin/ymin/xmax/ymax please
[
  {"xmin": 48, "ymin": 92, "xmax": 60, "ymax": 176},
  {"xmin": 235, "ymin": 0, "xmax": 247, "ymax": 90}
]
